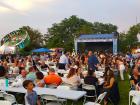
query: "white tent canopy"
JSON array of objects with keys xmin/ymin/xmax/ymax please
[{"xmin": 0, "ymin": 45, "xmax": 15, "ymax": 54}]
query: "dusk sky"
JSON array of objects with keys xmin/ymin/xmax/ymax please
[{"xmin": 0, "ymin": 0, "xmax": 140, "ymax": 36}]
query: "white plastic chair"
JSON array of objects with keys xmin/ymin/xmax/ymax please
[
  {"xmin": 82, "ymin": 84, "xmax": 97, "ymax": 104},
  {"xmin": 129, "ymin": 90, "xmax": 140, "ymax": 105},
  {"xmin": 0, "ymin": 91, "xmax": 6, "ymax": 98},
  {"xmin": 84, "ymin": 102, "xmax": 100, "ymax": 105},
  {"xmin": 129, "ymin": 90, "xmax": 136, "ymax": 105},
  {"xmin": 85, "ymin": 92, "xmax": 107, "ymax": 105},
  {"xmin": 41, "ymin": 94, "xmax": 67, "ymax": 105},
  {"xmin": 128, "ymin": 75, "xmax": 131, "ymax": 79},
  {"xmin": 3, "ymin": 93, "xmax": 23, "ymax": 105},
  {"xmin": 0, "ymin": 100, "xmax": 12, "ymax": 105}
]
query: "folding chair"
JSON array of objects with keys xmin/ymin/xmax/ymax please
[
  {"xmin": 85, "ymin": 92, "xmax": 107, "ymax": 105},
  {"xmin": 129, "ymin": 90, "xmax": 140, "ymax": 105},
  {"xmin": 0, "ymin": 100, "xmax": 12, "ymax": 105},
  {"xmin": 40, "ymin": 94, "xmax": 67, "ymax": 105},
  {"xmin": 3, "ymin": 93, "xmax": 23, "ymax": 105},
  {"xmin": 0, "ymin": 91, "xmax": 6, "ymax": 98},
  {"xmin": 82, "ymin": 84, "xmax": 97, "ymax": 104}
]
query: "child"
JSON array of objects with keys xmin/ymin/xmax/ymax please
[{"xmin": 23, "ymin": 80, "xmax": 40, "ymax": 105}]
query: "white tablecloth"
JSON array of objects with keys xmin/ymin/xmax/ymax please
[{"xmin": 0, "ymin": 86, "xmax": 86, "ymax": 101}]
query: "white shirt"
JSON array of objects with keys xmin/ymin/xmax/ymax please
[
  {"xmin": 65, "ymin": 75, "xmax": 81, "ymax": 87},
  {"xmin": 40, "ymin": 55, "xmax": 45, "ymax": 61},
  {"xmin": 59, "ymin": 54, "xmax": 68, "ymax": 64},
  {"xmin": 11, "ymin": 75, "xmax": 25, "ymax": 87},
  {"xmin": 10, "ymin": 66, "xmax": 19, "ymax": 74}
]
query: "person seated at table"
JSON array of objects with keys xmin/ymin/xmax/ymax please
[
  {"xmin": 10, "ymin": 63, "xmax": 19, "ymax": 75},
  {"xmin": 40, "ymin": 61, "xmax": 49, "ymax": 70},
  {"xmin": 130, "ymin": 66, "xmax": 140, "ymax": 90},
  {"xmin": 104, "ymin": 66, "xmax": 111, "ymax": 77},
  {"xmin": 103, "ymin": 69, "xmax": 120, "ymax": 105},
  {"xmin": 84, "ymin": 70, "xmax": 99, "ymax": 96},
  {"xmin": 23, "ymin": 80, "xmax": 40, "ymax": 105},
  {"xmin": 35, "ymin": 71, "xmax": 45, "ymax": 87},
  {"xmin": 11, "ymin": 69, "xmax": 27, "ymax": 87},
  {"xmin": 44, "ymin": 68, "xmax": 62, "ymax": 86},
  {"xmin": 84, "ymin": 70, "xmax": 98, "ymax": 86},
  {"xmin": 65, "ymin": 68, "xmax": 81, "ymax": 89},
  {"xmin": 26, "ymin": 66, "xmax": 36, "ymax": 81},
  {"xmin": 3, "ymin": 61, "xmax": 9, "ymax": 72},
  {"xmin": 18, "ymin": 59, "xmax": 25, "ymax": 70},
  {"xmin": 0, "ymin": 62, "xmax": 6, "ymax": 77},
  {"xmin": 76, "ymin": 66, "xmax": 84, "ymax": 79},
  {"xmin": 136, "ymin": 58, "xmax": 140, "ymax": 67}
]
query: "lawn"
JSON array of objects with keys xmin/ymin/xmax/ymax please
[{"xmin": 118, "ymin": 72, "xmax": 130, "ymax": 105}]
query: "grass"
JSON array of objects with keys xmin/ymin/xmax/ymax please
[{"xmin": 116, "ymin": 71, "xmax": 130, "ymax": 105}]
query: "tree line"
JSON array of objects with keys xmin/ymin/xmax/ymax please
[{"xmin": 18, "ymin": 15, "xmax": 140, "ymax": 53}]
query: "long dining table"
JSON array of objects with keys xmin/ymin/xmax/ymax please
[{"xmin": 0, "ymin": 86, "xmax": 86, "ymax": 104}]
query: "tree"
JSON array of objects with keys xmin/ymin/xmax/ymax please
[
  {"xmin": 92, "ymin": 22, "xmax": 117, "ymax": 34},
  {"xmin": 19, "ymin": 26, "xmax": 43, "ymax": 51},
  {"xmin": 46, "ymin": 15, "xmax": 117, "ymax": 51},
  {"xmin": 119, "ymin": 23, "xmax": 140, "ymax": 53}
]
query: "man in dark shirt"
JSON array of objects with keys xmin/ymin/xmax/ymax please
[
  {"xmin": 84, "ymin": 70, "xmax": 98, "ymax": 86},
  {"xmin": 0, "ymin": 63, "xmax": 6, "ymax": 77},
  {"xmin": 84, "ymin": 70, "xmax": 98, "ymax": 96},
  {"xmin": 88, "ymin": 51, "xmax": 99, "ymax": 72},
  {"xmin": 40, "ymin": 61, "xmax": 49, "ymax": 70}
]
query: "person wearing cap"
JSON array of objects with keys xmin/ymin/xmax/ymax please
[{"xmin": 44, "ymin": 68, "xmax": 62, "ymax": 86}]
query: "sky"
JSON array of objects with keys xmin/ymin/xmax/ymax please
[{"xmin": 0, "ymin": 0, "xmax": 140, "ymax": 36}]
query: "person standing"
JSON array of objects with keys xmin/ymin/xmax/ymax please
[
  {"xmin": 58, "ymin": 51, "xmax": 68, "ymax": 70},
  {"xmin": 116, "ymin": 59, "xmax": 125, "ymax": 80},
  {"xmin": 88, "ymin": 51, "xmax": 99, "ymax": 72},
  {"xmin": 23, "ymin": 80, "xmax": 40, "ymax": 105}
]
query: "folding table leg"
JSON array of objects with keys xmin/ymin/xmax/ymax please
[{"xmin": 71, "ymin": 101, "xmax": 76, "ymax": 105}]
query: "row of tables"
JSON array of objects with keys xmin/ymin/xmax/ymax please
[
  {"xmin": 4, "ymin": 61, "xmax": 104, "ymax": 104},
  {"xmin": 0, "ymin": 85, "xmax": 86, "ymax": 104}
]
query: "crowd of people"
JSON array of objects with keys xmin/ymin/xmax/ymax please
[{"xmin": 0, "ymin": 51, "xmax": 139, "ymax": 105}]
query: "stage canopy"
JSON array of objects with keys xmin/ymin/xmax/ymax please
[{"xmin": 74, "ymin": 34, "xmax": 118, "ymax": 54}]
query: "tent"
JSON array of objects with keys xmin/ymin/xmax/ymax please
[
  {"xmin": 32, "ymin": 48, "xmax": 53, "ymax": 53},
  {"xmin": 0, "ymin": 45, "xmax": 15, "ymax": 54}
]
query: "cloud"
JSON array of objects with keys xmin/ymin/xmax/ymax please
[
  {"xmin": 0, "ymin": 6, "xmax": 9, "ymax": 12},
  {"xmin": 0, "ymin": 0, "xmax": 54, "ymax": 13}
]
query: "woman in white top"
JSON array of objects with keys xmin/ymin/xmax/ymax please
[
  {"xmin": 65, "ymin": 68, "xmax": 81, "ymax": 88},
  {"xmin": 116, "ymin": 59, "xmax": 125, "ymax": 80}
]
